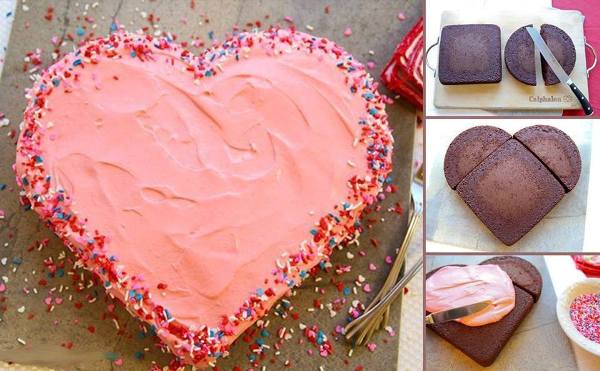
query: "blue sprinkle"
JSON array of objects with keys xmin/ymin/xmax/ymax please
[
  {"xmin": 208, "ymin": 31, "xmax": 215, "ymax": 40},
  {"xmin": 6, "ymin": 11, "xmax": 12, "ymax": 18},
  {"xmin": 316, "ymin": 330, "xmax": 326, "ymax": 345},
  {"xmin": 110, "ymin": 22, "xmax": 118, "ymax": 32},
  {"xmin": 363, "ymin": 92, "xmax": 374, "ymax": 100},
  {"xmin": 130, "ymin": 51, "xmax": 137, "ymax": 58},
  {"xmin": 134, "ymin": 351, "xmax": 144, "ymax": 360},
  {"xmin": 299, "ymin": 270, "xmax": 307, "ymax": 279},
  {"xmin": 52, "ymin": 78, "xmax": 60, "ymax": 87},
  {"xmin": 0, "ymin": 184, "xmax": 6, "ymax": 190},
  {"xmin": 22, "ymin": 177, "xmax": 29, "ymax": 186},
  {"xmin": 256, "ymin": 338, "xmax": 265, "ymax": 346},
  {"xmin": 73, "ymin": 59, "xmax": 82, "ymax": 66},
  {"xmin": 369, "ymin": 108, "xmax": 377, "ymax": 115},
  {"xmin": 261, "ymin": 329, "xmax": 269, "ymax": 337},
  {"xmin": 329, "ymin": 238, "xmax": 336, "ymax": 247},
  {"xmin": 56, "ymin": 268, "xmax": 65, "ymax": 277},
  {"xmin": 310, "ymin": 229, "xmax": 317, "ymax": 236},
  {"xmin": 287, "ymin": 280, "xmax": 295, "ymax": 287},
  {"xmin": 204, "ymin": 70, "xmax": 213, "ymax": 77},
  {"xmin": 343, "ymin": 287, "xmax": 351, "ymax": 296},
  {"xmin": 12, "ymin": 257, "xmax": 23, "ymax": 265},
  {"xmin": 256, "ymin": 288, "xmax": 264, "ymax": 296},
  {"xmin": 76, "ymin": 26, "xmax": 85, "ymax": 36},
  {"xmin": 34, "ymin": 155, "xmax": 43, "ymax": 163},
  {"xmin": 104, "ymin": 352, "xmax": 119, "ymax": 361}
]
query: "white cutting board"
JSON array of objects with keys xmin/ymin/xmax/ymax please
[{"xmin": 432, "ymin": 8, "xmax": 589, "ymax": 110}]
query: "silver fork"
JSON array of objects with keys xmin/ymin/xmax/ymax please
[{"xmin": 344, "ymin": 164, "xmax": 423, "ymax": 344}]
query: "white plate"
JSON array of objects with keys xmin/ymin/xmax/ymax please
[{"xmin": 557, "ymin": 278, "xmax": 600, "ymax": 357}]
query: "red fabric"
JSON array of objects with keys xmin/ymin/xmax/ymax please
[
  {"xmin": 380, "ymin": 18, "xmax": 423, "ymax": 110},
  {"xmin": 553, "ymin": 1, "xmax": 600, "ymax": 116},
  {"xmin": 572, "ymin": 256, "xmax": 600, "ymax": 277}
]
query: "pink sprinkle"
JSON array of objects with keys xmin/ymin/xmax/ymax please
[
  {"xmin": 284, "ymin": 16, "xmax": 294, "ymax": 23},
  {"xmin": 55, "ymin": 297, "xmax": 63, "ymax": 305},
  {"xmin": 114, "ymin": 358, "xmax": 124, "ymax": 366},
  {"xmin": 367, "ymin": 61, "xmax": 376, "ymax": 69},
  {"xmin": 0, "ymin": 283, "xmax": 5, "ymax": 293},
  {"xmin": 44, "ymin": 297, "xmax": 52, "ymax": 305},
  {"xmin": 307, "ymin": 349, "xmax": 313, "ymax": 355},
  {"xmin": 335, "ymin": 325, "xmax": 344, "ymax": 334},
  {"xmin": 344, "ymin": 27, "xmax": 352, "ymax": 37},
  {"xmin": 385, "ymin": 256, "xmax": 393, "ymax": 264},
  {"xmin": 363, "ymin": 284, "xmax": 372, "ymax": 293},
  {"xmin": 397, "ymin": 12, "xmax": 406, "ymax": 21},
  {"xmin": 369, "ymin": 263, "xmax": 377, "ymax": 271},
  {"xmin": 0, "ymin": 210, "xmax": 4, "ymax": 219},
  {"xmin": 367, "ymin": 343, "xmax": 377, "ymax": 352}
]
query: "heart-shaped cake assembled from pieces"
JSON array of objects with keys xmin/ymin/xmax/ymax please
[
  {"xmin": 426, "ymin": 256, "xmax": 543, "ymax": 366},
  {"xmin": 444, "ymin": 125, "xmax": 581, "ymax": 246},
  {"xmin": 15, "ymin": 29, "xmax": 393, "ymax": 367}
]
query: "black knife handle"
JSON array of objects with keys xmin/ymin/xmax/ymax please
[{"xmin": 568, "ymin": 81, "xmax": 593, "ymax": 116}]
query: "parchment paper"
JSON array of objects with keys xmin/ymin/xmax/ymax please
[
  {"xmin": 425, "ymin": 120, "xmax": 591, "ymax": 252},
  {"xmin": 432, "ymin": 8, "xmax": 590, "ymax": 110}
]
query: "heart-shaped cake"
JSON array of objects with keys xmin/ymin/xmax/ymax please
[
  {"xmin": 14, "ymin": 29, "xmax": 393, "ymax": 366},
  {"xmin": 444, "ymin": 125, "xmax": 581, "ymax": 245}
]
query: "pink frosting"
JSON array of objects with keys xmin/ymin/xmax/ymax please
[
  {"xmin": 426, "ymin": 265, "xmax": 516, "ymax": 326},
  {"xmin": 37, "ymin": 41, "xmax": 368, "ymax": 330}
]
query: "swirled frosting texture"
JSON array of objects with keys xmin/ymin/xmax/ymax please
[
  {"xmin": 38, "ymin": 41, "xmax": 368, "ymax": 328},
  {"xmin": 16, "ymin": 29, "xmax": 393, "ymax": 366},
  {"xmin": 426, "ymin": 265, "xmax": 516, "ymax": 326}
]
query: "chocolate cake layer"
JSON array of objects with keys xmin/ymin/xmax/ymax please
[
  {"xmin": 455, "ymin": 139, "xmax": 565, "ymax": 245},
  {"xmin": 426, "ymin": 257, "xmax": 540, "ymax": 367},
  {"xmin": 438, "ymin": 24, "xmax": 502, "ymax": 85},
  {"xmin": 444, "ymin": 126, "xmax": 511, "ymax": 189},
  {"xmin": 505, "ymin": 25, "xmax": 536, "ymax": 86},
  {"xmin": 540, "ymin": 24, "xmax": 576, "ymax": 86},
  {"xmin": 480, "ymin": 256, "xmax": 543, "ymax": 302},
  {"xmin": 514, "ymin": 125, "xmax": 581, "ymax": 191}
]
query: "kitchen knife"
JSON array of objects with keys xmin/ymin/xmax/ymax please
[
  {"xmin": 526, "ymin": 26, "xmax": 593, "ymax": 115},
  {"xmin": 425, "ymin": 300, "xmax": 492, "ymax": 325}
]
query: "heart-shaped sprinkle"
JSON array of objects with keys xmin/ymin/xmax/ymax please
[
  {"xmin": 15, "ymin": 29, "xmax": 392, "ymax": 366},
  {"xmin": 444, "ymin": 125, "xmax": 580, "ymax": 246}
]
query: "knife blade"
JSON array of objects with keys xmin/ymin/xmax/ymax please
[
  {"xmin": 526, "ymin": 26, "xmax": 593, "ymax": 115},
  {"xmin": 425, "ymin": 300, "xmax": 492, "ymax": 325}
]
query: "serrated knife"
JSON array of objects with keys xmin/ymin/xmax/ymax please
[
  {"xmin": 425, "ymin": 300, "xmax": 492, "ymax": 325},
  {"xmin": 526, "ymin": 26, "xmax": 593, "ymax": 116}
]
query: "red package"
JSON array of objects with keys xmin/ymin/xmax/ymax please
[
  {"xmin": 381, "ymin": 17, "xmax": 423, "ymax": 110},
  {"xmin": 573, "ymin": 255, "xmax": 600, "ymax": 277}
]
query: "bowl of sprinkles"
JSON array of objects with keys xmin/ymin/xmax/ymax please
[{"xmin": 557, "ymin": 278, "xmax": 600, "ymax": 356}]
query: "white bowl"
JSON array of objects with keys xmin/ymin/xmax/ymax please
[{"xmin": 557, "ymin": 278, "xmax": 600, "ymax": 357}]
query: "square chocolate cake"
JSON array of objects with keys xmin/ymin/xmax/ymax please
[
  {"xmin": 455, "ymin": 139, "xmax": 565, "ymax": 246},
  {"xmin": 438, "ymin": 24, "xmax": 502, "ymax": 85}
]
